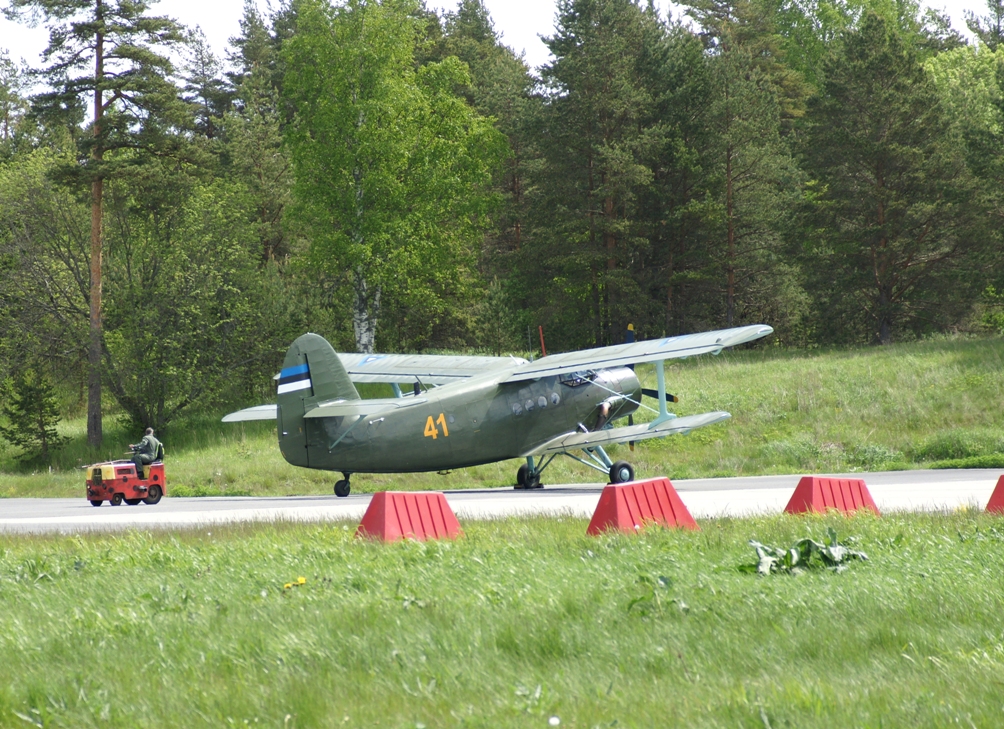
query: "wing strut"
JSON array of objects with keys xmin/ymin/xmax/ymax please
[{"xmin": 649, "ymin": 360, "xmax": 677, "ymax": 430}]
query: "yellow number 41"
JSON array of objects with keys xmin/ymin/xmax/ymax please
[{"xmin": 424, "ymin": 413, "xmax": 450, "ymax": 439}]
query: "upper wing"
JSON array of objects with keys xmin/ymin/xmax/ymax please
[
  {"xmin": 337, "ymin": 353, "xmax": 526, "ymax": 385},
  {"xmin": 520, "ymin": 411, "xmax": 731, "ymax": 458},
  {"xmin": 502, "ymin": 325, "xmax": 772, "ymax": 383}
]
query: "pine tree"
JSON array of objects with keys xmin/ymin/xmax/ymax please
[
  {"xmin": 535, "ymin": 0, "xmax": 664, "ymax": 347},
  {"xmin": 801, "ymin": 12, "xmax": 986, "ymax": 344},
  {"xmin": 183, "ymin": 27, "xmax": 230, "ymax": 140},
  {"xmin": 0, "ymin": 50, "xmax": 29, "ymax": 150},
  {"xmin": 0, "ymin": 369, "xmax": 68, "ymax": 463},
  {"xmin": 704, "ymin": 43, "xmax": 797, "ymax": 327},
  {"xmin": 4, "ymin": 0, "xmax": 189, "ymax": 448},
  {"xmin": 966, "ymin": 0, "xmax": 1004, "ymax": 50}
]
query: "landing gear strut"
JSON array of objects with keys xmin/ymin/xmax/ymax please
[{"xmin": 334, "ymin": 473, "xmax": 352, "ymax": 498}]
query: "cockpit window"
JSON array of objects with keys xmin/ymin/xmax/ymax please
[{"xmin": 558, "ymin": 371, "xmax": 595, "ymax": 388}]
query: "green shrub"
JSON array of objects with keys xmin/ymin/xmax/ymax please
[
  {"xmin": 913, "ymin": 429, "xmax": 1004, "ymax": 461},
  {"xmin": 848, "ymin": 443, "xmax": 903, "ymax": 470},
  {"xmin": 763, "ymin": 437, "xmax": 821, "ymax": 467}
]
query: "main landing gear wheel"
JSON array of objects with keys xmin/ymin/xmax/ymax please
[
  {"xmin": 110, "ymin": 493, "xmax": 124, "ymax": 506},
  {"xmin": 609, "ymin": 461, "xmax": 635, "ymax": 484},
  {"xmin": 515, "ymin": 464, "xmax": 542, "ymax": 490},
  {"xmin": 143, "ymin": 484, "xmax": 162, "ymax": 505},
  {"xmin": 334, "ymin": 479, "xmax": 351, "ymax": 498}
]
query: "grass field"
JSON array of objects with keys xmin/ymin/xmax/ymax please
[
  {"xmin": 3, "ymin": 335, "xmax": 1004, "ymax": 498},
  {"xmin": 2, "ymin": 512, "xmax": 1003, "ymax": 727}
]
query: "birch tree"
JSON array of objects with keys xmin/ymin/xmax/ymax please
[{"xmin": 283, "ymin": 0, "xmax": 504, "ymax": 353}]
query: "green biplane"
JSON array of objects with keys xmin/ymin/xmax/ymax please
[{"xmin": 223, "ymin": 325, "xmax": 773, "ymax": 496}]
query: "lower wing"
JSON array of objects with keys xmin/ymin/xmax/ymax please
[{"xmin": 520, "ymin": 411, "xmax": 731, "ymax": 458}]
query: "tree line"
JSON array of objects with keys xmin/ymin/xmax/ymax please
[{"xmin": 1, "ymin": 0, "xmax": 1003, "ymax": 456}]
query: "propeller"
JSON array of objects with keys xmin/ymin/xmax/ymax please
[{"xmin": 642, "ymin": 389, "xmax": 678, "ymax": 403}]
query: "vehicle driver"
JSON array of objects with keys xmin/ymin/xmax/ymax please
[{"xmin": 129, "ymin": 427, "xmax": 162, "ymax": 474}]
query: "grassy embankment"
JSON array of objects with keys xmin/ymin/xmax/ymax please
[
  {"xmin": 2, "ymin": 512, "xmax": 1003, "ymax": 727},
  {"xmin": 3, "ymin": 335, "xmax": 1004, "ymax": 498}
]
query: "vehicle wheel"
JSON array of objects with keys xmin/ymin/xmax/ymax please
[
  {"xmin": 334, "ymin": 480, "xmax": 351, "ymax": 498},
  {"xmin": 609, "ymin": 461, "xmax": 635, "ymax": 484},
  {"xmin": 515, "ymin": 465, "xmax": 542, "ymax": 489},
  {"xmin": 110, "ymin": 493, "xmax": 124, "ymax": 506},
  {"xmin": 124, "ymin": 498, "xmax": 142, "ymax": 505},
  {"xmin": 143, "ymin": 484, "xmax": 162, "ymax": 505},
  {"xmin": 89, "ymin": 500, "xmax": 103, "ymax": 507}
]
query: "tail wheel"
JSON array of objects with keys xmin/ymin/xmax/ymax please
[
  {"xmin": 110, "ymin": 494, "xmax": 124, "ymax": 506},
  {"xmin": 334, "ymin": 480, "xmax": 351, "ymax": 498},
  {"xmin": 609, "ymin": 461, "xmax": 635, "ymax": 484},
  {"xmin": 143, "ymin": 484, "xmax": 163, "ymax": 505},
  {"xmin": 89, "ymin": 500, "xmax": 103, "ymax": 507}
]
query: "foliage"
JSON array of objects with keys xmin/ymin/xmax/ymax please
[
  {"xmin": 745, "ymin": 527, "xmax": 868, "ymax": 575},
  {"xmin": 0, "ymin": 148, "xmax": 303, "ymax": 432},
  {"xmin": 531, "ymin": 0, "xmax": 665, "ymax": 348},
  {"xmin": 0, "ymin": 368, "xmax": 68, "ymax": 463},
  {"xmin": 4, "ymin": 0, "xmax": 196, "ymax": 449},
  {"xmin": 283, "ymin": 0, "xmax": 506, "ymax": 354},
  {"xmin": 1, "ymin": 0, "xmax": 1002, "ymax": 458},
  {"xmin": 801, "ymin": 12, "xmax": 990, "ymax": 344},
  {"xmin": 0, "ymin": 49, "xmax": 30, "ymax": 156},
  {"xmin": 966, "ymin": 0, "xmax": 1004, "ymax": 50}
]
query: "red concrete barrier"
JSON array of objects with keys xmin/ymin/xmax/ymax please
[
  {"xmin": 356, "ymin": 491, "xmax": 462, "ymax": 542},
  {"xmin": 985, "ymin": 475, "xmax": 1004, "ymax": 514},
  {"xmin": 587, "ymin": 477, "xmax": 698, "ymax": 535},
  {"xmin": 784, "ymin": 476, "xmax": 880, "ymax": 515}
]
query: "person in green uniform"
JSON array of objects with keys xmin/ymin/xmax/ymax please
[{"xmin": 129, "ymin": 428, "xmax": 162, "ymax": 474}]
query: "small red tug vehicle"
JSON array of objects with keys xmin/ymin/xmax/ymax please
[{"xmin": 85, "ymin": 461, "xmax": 165, "ymax": 506}]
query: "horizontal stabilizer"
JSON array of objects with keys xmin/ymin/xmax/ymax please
[
  {"xmin": 521, "ymin": 411, "xmax": 731, "ymax": 458},
  {"xmin": 222, "ymin": 404, "xmax": 277, "ymax": 422},
  {"xmin": 303, "ymin": 397, "xmax": 425, "ymax": 419}
]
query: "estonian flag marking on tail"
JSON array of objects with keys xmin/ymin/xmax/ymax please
[{"xmin": 278, "ymin": 363, "xmax": 312, "ymax": 394}]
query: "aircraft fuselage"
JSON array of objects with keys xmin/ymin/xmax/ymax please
[{"xmin": 281, "ymin": 367, "xmax": 641, "ymax": 473}]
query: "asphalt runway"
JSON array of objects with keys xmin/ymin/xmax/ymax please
[{"xmin": 1, "ymin": 469, "xmax": 1000, "ymax": 534}]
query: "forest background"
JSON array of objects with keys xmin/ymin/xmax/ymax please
[{"xmin": 1, "ymin": 0, "xmax": 1004, "ymax": 462}]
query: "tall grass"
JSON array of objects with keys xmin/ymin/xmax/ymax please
[
  {"xmin": 1, "ymin": 512, "xmax": 1003, "ymax": 727},
  {"xmin": 3, "ymin": 335, "xmax": 1004, "ymax": 497}
]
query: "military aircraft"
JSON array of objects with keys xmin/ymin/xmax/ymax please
[{"xmin": 223, "ymin": 324, "xmax": 773, "ymax": 496}]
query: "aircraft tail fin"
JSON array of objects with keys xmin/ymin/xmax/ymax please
[
  {"xmin": 278, "ymin": 333, "xmax": 360, "ymax": 406},
  {"xmin": 276, "ymin": 333, "xmax": 360, "ymax": 468}
]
